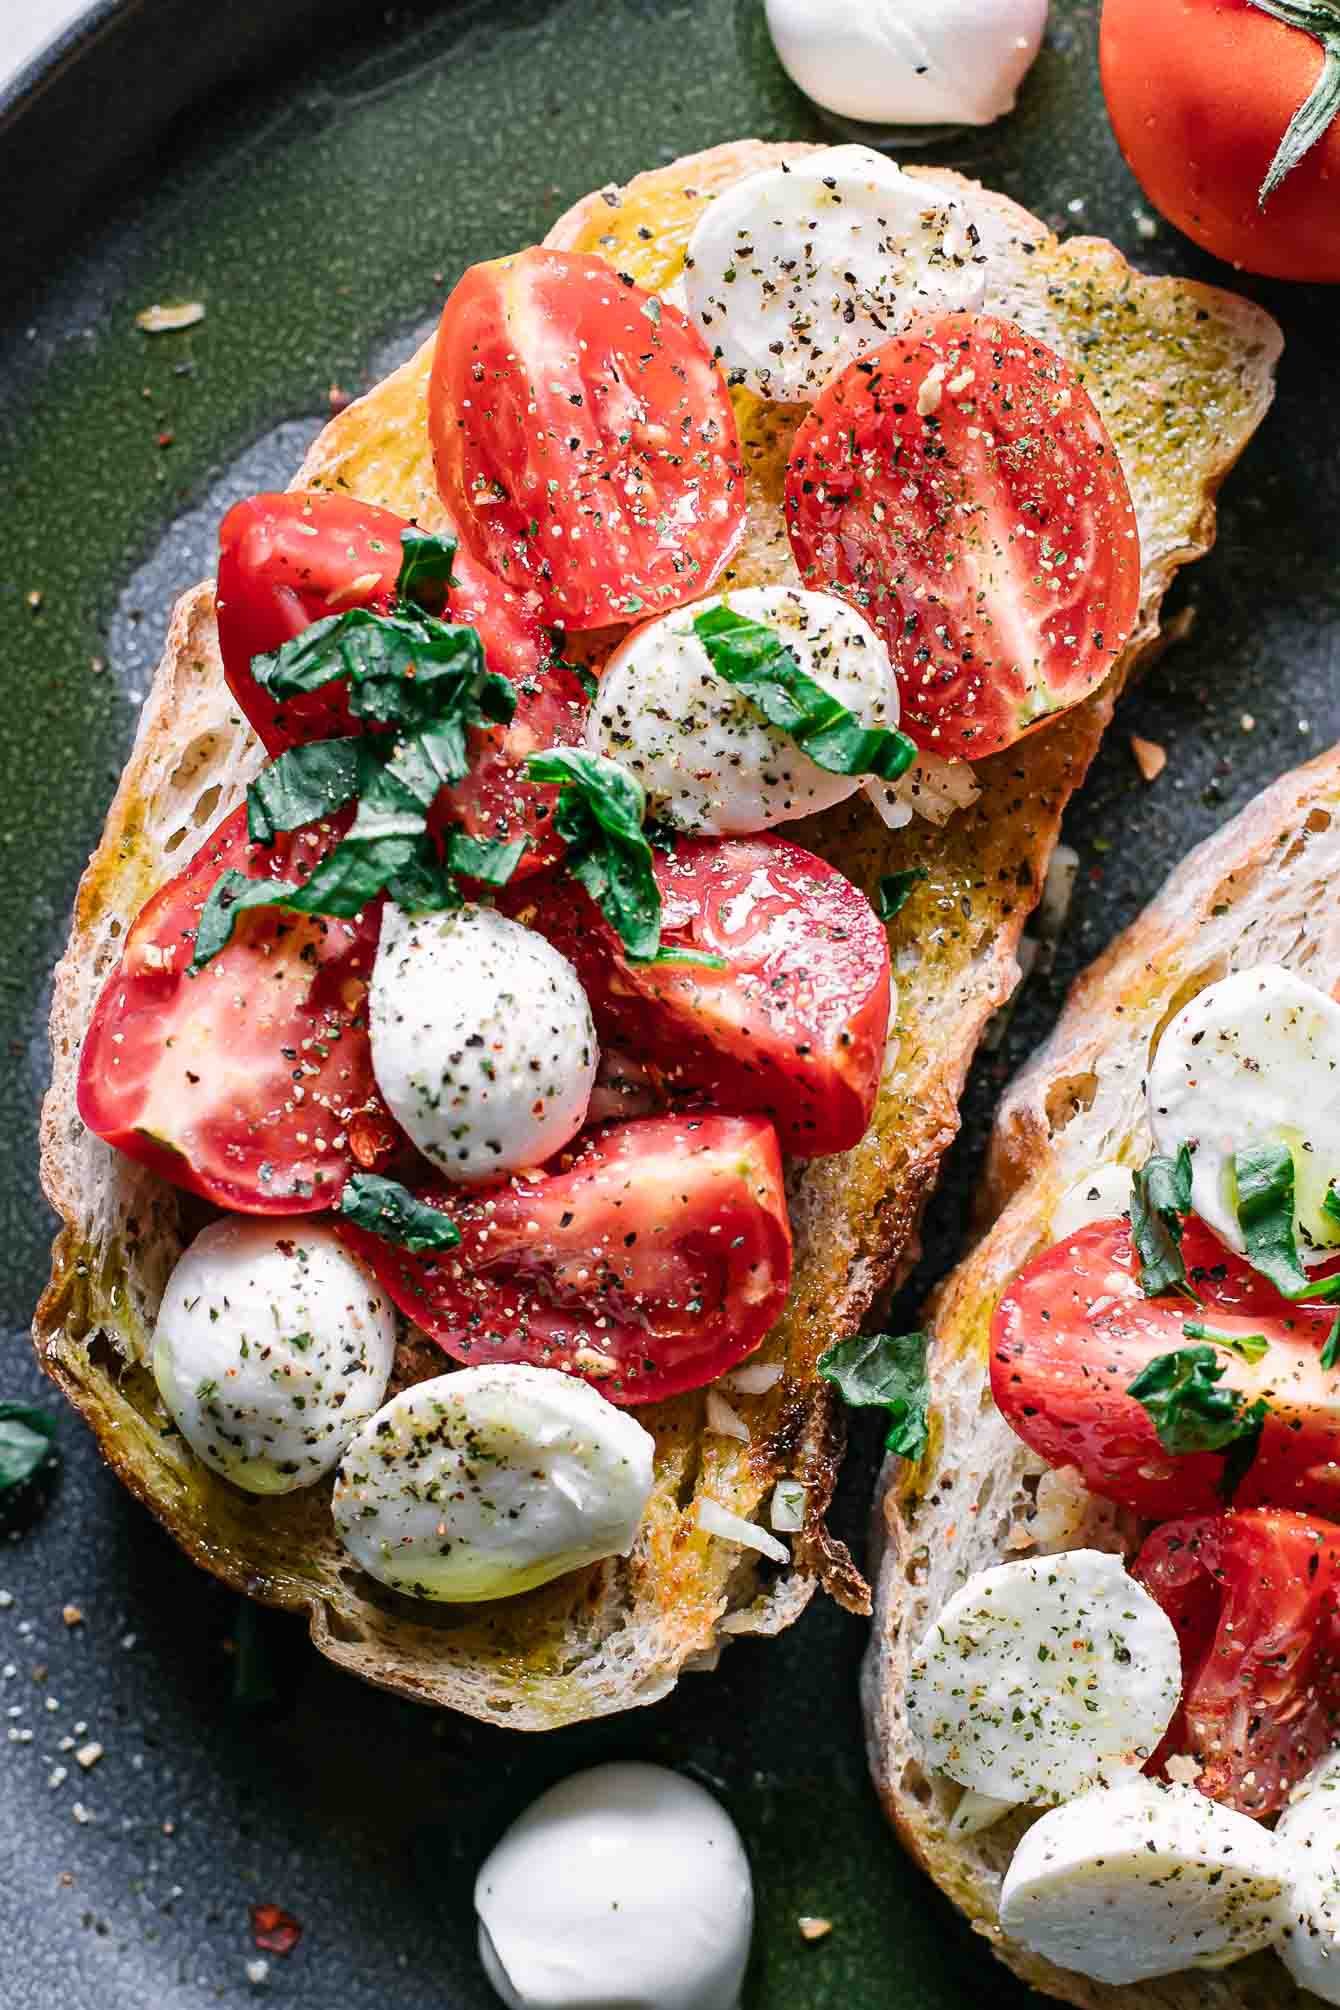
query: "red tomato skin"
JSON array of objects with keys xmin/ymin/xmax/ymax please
[
  {"xmin": 991, "ymin": 1216, "xmax": 1340, "ymax": 1519},
  {"xmin": 77, "ymin": 805, "xmax": 401, "ymax": 1213},
  {"xmin": 1101, "ymin": 0, "xmax": 1340, "ymax": 282},
  {"xmin": 428, "ymin": 247, "xmax": 747, "ymax": 629},
  {"xmin": 214, "ymin": 491, "xmax": 588, "ymax": 876},
  {"xmin": 502, "ymin": 837, "xmax": 891, "ymax": 1157},
  {"xmin": 337, "ymin": 1112, "xmax": 793, "ymax": 1405},
  {"xmin": 1132, "ymin": 1508, "xmax": 1340, "ymax": 1814},
  {"xmin": 784, "ymin": 314, "xmax": 1141, "ymax": 760}
]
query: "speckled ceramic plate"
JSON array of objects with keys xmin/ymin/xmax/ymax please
[{"xmin": 1, "ymin": 2, "xmax": 1335, "ymax": 2004}]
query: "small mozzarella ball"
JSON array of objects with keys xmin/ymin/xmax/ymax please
[
  {"xmin": 588, "ymin": 585, "xmax": 899, "ymax": 835},
  {"xmin": 1147, "ymin": 964, "xmax": 1340, "ymax": 1269},
  {"xmin": 908, "ymin": 1550, "xmax": 1181, "ymax": 1805},
  {"xmin": 475, "ymin": 1763, "xmax": 753, "ymax": 2010},
  {"xmin": 369, "ymin": 903, "xmax": 597, "ymax": 1182},
  {"xmin": 765, "ymin": 0, "xmax": 1048, "ymax": 128},
  {"xmin": 999, "ymin": 1777, "xmax": 1289, "ymax": 1985},
  {"xmin": 1277, "ymin": 1747, "xmax": 1340, "ymax": 2002},
  {"xmin": 333, "ymin": 1366, "xmax": 654, "ymax": 1602},
  {"xmin": 682, "ymin": 145, "xmax": 989, "ymax": 401},
  {"xmin": 1051, "ymin": 1161, "xmax": 1134, "ymax": 1240},
  {"xmin": 152, "ymin": 1217, "xmax": 396, "ymax": 1494}
]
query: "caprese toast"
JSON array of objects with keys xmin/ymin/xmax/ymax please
[
  {"xmin": 866, "ymin": 746, "xmax": 1340, "ymax": 2004},
  {"xmin": 37, "ymin": 139, "xmax": 1278, "ymax": 1728}
]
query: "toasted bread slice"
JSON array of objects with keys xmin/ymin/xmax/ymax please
[
  {"xmin": 36, "ymin": 140, "xmax": 1280, "ymax": 1729},
  {"xmin": 864, "ymin": 746, "xmax": 1340, "ymax": 2004}
]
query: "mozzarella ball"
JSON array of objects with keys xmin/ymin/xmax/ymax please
[
  {"xmin": 1147, "ymin": 964, "xmax": 1340, "ymax": 1269},
  {"xmin": 1277, "ymin": 1747, "xmax": 1340, "ymax": 2002},
  {"xmin": 682, "ymin": 145, "xmax": 989, "ymax": 401},
  {"xmin": 369, "ymin": 902, "xmax": 597, "ymax": 1182},
  {"xmin": 475, "ymin": 1763, "xmax": 753, "ymax": 2010},
  {"xmin": 332, "ymin": 1366, "xmax": 655, "ymax": 1602},
  {"xmin": 152, "ymin": 1217, "xmax": 396, "ymax": 1494},
  {"xmin": 587, "ymin": 585, "xmax": 899, "ymax": 836},
  {"xmin": 765, "ymin": 0, "xmax": 1049, "ymax": 129}
]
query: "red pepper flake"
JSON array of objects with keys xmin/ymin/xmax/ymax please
[
  {"xmin": 250, "ymin": 1904, "xmax": 302, "ymax": 1956},
  {"xmin": 328, "ymin": 383, "xmax": 351, "ymax": 412},
  {"xmin": 157, "ymin": 431, "xmax": 176, "ymax": 449}
]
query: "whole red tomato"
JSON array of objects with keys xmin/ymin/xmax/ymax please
[{"xmin": 1100, "ymin": 0, "xmax": 1340, "ymax": 280}]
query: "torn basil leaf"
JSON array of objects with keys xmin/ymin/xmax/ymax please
[
  {"xmin": 339, "ymin": 1173, "xmax": 461, "ymax": 1253},
  {"xmin": 252, "ymin": 605, "xmax": 514, "ymax": 741},
  {"xmin": 1324, "ymin": 1314, "xmax": 1340, "ymax": 1373},
  {"xmin": 1130, "ymin": 1146, "xmax": 1198, "ymax": 1301},
  {"xmin": 1233, "ymin": 1142, "xmax": 1340, "ymax": 1303},
  {"xmin": 246, "ymin": 737, "xmax": 373, "ymax": 845},
  {"xmin": 1127, "ymin": 1344, "xmax": 1267, "ymax": 1498},
  {"xmin": 818, "ymin": 1330, "xmax": 930, "ymax": 1460},
  {"xmin": 526, "ymin": 748, "xmax": 663, "ymax": 961},
  {"xmin": 395, "ymin": 527, "xmax": 456, "ymax": 611},
  {"xmin": 878, "ymin": 867, "xmax": 928, "ymax": 923},
  {"xmin": 692, "ymin": 604, "xmax": 917, "ymax": 782},
  {"xmin": 445, "ymin": 831, "xmax": 529, "ymax": 887}
]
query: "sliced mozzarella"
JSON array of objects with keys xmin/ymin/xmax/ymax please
[
  {"xmin": 764, "ymin": 0, "xmax": 1049, "ymax": 129},
  {"xmin": 999, "ymin": 1777, "xmax": 1289, "ymax": 1985},
  {"xmin": 152, "ymin": 1218, "xmax": 396, "ymax": 1495},
  {"xmin": 332, "ymin": 1365, "xmax": 654, "ymax": 1602},
  {"xmin": 948, "ymin": 1790, "xmax": 1015, "ymax": 1838},
  {"xmin": 475, "ymin": 1763, "xmax": 753, "ymax": 2010},
  {"xmin": 587, "ymin": 585, "xmax": 899, "ymax": 836},
  {"xmin": 1051, "ymin": 1161, "xmax": 1134, "ymax": 1240},
  {"xmin": 681, "ymin": 146, "xmax": 989, "ymax": 402},
  {"xmin": 370, "ymin": 903, "xmax": 597, "ymax": 1182},
  {"xmin": 907, "ymin": 1550, "xmax": 1181, "ymax": 1804},
  {"xmin": 1276, "ymin": 1747, "xmax": 1340, "ymax": 2002},
  {"xmin": 1147, "ymin": 965, "xmax": 1340, "ymax": 1268}
]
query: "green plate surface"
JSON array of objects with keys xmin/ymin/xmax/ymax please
[{"xmin": 0, "ymin": 2, "xmax": 1335, "ymax": 2004}]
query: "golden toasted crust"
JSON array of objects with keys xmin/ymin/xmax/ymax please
[
  {"xmin": 37, "ymin": 139, "xmax": 1281, "ymax": 1728},
  {"xmin": 864, "ymin": 750, "xmax": 1340, "ymax": 2006}
]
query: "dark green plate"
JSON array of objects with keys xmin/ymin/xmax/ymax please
[{"xmin": 0, "ymin": 2, "xmax": 1334, "ymax": 2003}]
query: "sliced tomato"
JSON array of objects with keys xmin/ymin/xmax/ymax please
[
  {"xmin": 1132, "ymin": 1508, "xmax": 1340, "ymax": 1816},
  {"xmin": 428, "ymin": 247, "xmax": 746, "ymax": 629},
  {"xmin": 784, "ymin": 313, "xmax": 1141, "ymax": 759},
  {"xmin": 77, "ymin": 805, "xmax": 403, "ymax": 1213},
  {"xmin": 215, "ymin": 491, "xmax": 588, "ymax": 874},
  {"xmin": 503, "ymin": 836, "xmax": 891, "ymax": 1157},
  {"xmin": 991, "ymin": 1216, "xmax": 1340, "ymax": 1520},
  {"xmin": 337, "ymin": 1112, "xmax": 792, "ymax": 1404}
]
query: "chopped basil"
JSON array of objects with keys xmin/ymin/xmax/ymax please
[
  {"xmin": 444, "ymin": 831, "xmax": 529, "ymax": 886},
  {"xmin": 1233, "ymin": 1142, "xmax": 1340, "ymax": 1302},
  {"xmin": 878, "ymin": 867, "xmax": 928, "ymax": 923},
  {"xmin": 246, "ymin": 737, "xmax": 373, "ymax": 845},
  {"xmin": 1325, "ymin": 1314, "xmax": 1340, "ymax": 1373},
  {"xmin": 338, "ymin": 1173, "xmax": 460, "ymax": 1253},
  {"xmin": 526, "ymin": 748, "xmax": 663, "ymax": 961},
  {"xmin": 692, "ymin": 604, "xmax": 917, "ymax": 782},
  {"xmin": 253, "ymin": 605, "xmax": 514, "ymax": 740},
  {"xmin": 818, "ymin": 1330, "xmax": 930, "ymax": 1460},
  {"xmin": 0, "ymin": 1404, "xmax": 58, "ymax": 1494},
  {"xmin": 1182, "ymin": 1320, "xmax": 1269, "ymax": 1364},
  {"xmin": 1324, "ymin": 1185, "xmax": 1340, "ymax": 1227},
  {"xmin": 395, "ymin": 527, "xmax": 456, "ymax": 611},
  {"xmin": 1127, "ymin": 1345, "xmax": 1267, "ymax": 1498},
  {"xmin": 647, "ymin": 944, "xmax": 728, "ymax": 970},
  {"xmin": 1130, "ymin": 1146, "xmax": 1198, "ymax": 1301}
]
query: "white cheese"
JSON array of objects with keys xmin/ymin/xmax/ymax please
[
  {"xmin": 764, "ymin": 0, "xmax": 1049, "ymax": 129},
  {"xmin": 1051, "ymin": 1161, "xmax": 1134, "ymax": 1240},
  {"xmin": 1277, "ymin": 1746, "xmax": 1340, "ymax": 2002}
]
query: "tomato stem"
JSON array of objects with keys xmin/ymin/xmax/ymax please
[{"xmin": 1247, "ymin": 0, "xmax": 1340, "ymax": 206}]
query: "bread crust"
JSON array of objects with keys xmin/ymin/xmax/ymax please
[
  {"xmin": 36, "ymin": 140, "xmax": 1281, "ymax": 1728},
  {"xmin": 864, "ymin": 748, "xmax": 1340, "ymax": 2005}
]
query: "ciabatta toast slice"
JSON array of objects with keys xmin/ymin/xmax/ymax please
[
  {"xmin": 37, "ymin": 139, "xmax": 1280, "ymax": 1729},
  {"xmin": 865, "ymin": 745, "xmax": 1340, "ymax": 2004}
]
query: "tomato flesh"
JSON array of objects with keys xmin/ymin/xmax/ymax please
[
  {"xmin": 428, "ymin": 247, "xmax": 746, "ymax": 629},
  {"xmin": 77, "ymin": 805, "xmax": 402, "ymax": 1213},
  {"xmin": 215, "ymin": 491, "xmax": 588, "ymax": 875},
  {"xmin": 991, "ymin": 1216, "xmax": 1340, "ymax": 1520},
  {"xmin": 337, "ymin": 1112, "xmax": 793, "ymax": 1404},
  {"xmin": 1133, "ymin": 1507, "xmax": 1340, "ymax": 1815},
  {"xmin": 784, "ymin": 313, "xmax": 1140, "ymax": 759},
  {"xmin": 504, "ymin": 836, "xmax": 891, "ymax": 1157}
]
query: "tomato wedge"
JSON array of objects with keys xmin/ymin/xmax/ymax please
[
  {"xmin": 991, "ymin": 1216, "xmax": 1340, "ymax": 1520},
  {"xmin": 337, "ymin": 1112, "xmax": 793, "ymax": 1404},
  {"xmin": 428, "ymin": 247, "xmax": 746, "ymax": 629},
  {"xmin": 1132, "ymin": 1508, "xmax": 1340, "ymax": 1816},
  {"xmin": 77, "ymin": 805, "xmax": 402, "ymax": 1213},
  {"xmin": 503, "ymin": 836, "xmax": 891, "ymax": 1157},
  {"xmin": 784, "ymin": 313, "xmax": 1141, "ymax": 759},
  {"xmin": 215, "ymin": 491, "xmax": 588, "ymax": 875}
]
